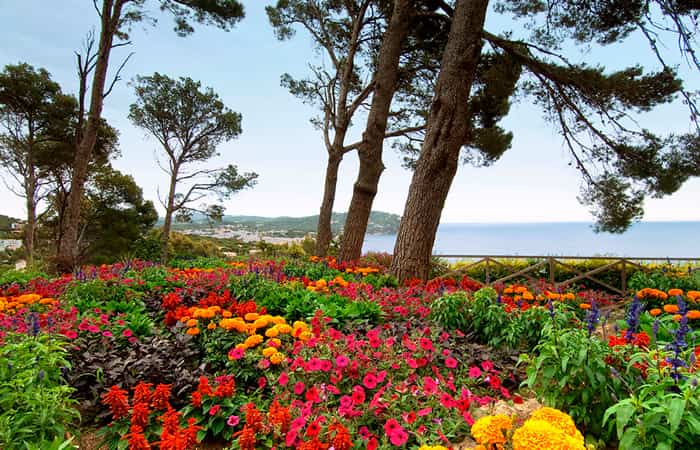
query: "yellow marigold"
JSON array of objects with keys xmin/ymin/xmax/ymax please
[
  {"xmin": 265, "ymin": 327, "xmax": 280, "ymax": 338},
  {"xmin": 39, "ymin": 298, "xmax": 55, "ymax": 305},
  {"xmin": 186, "ymin": 327, "xmax": 200, "ymax": 336},
  {"xmin": 512, "ymin": 419, "xmax": 584, "ymax": 450},
  {"xmin": 252, "ymin": 318, "xmax": 269, "ymax": 329},
  {"xmin": 262, "ymin": 347, "xmax": 278, "ymax": 358},
  {"xmin": 664, "ymin": 304, "xmax": 680, "ymax": 314},
  {"xmin": 563, "ymin": 293, "xmax": 576, "ymax": 301},
  {"xmin": 244, "ymin": 312, "xmax": 260, "ymax": 321},
  {"xmin": 470, "ymin": 414, "xmax": 512, "ymax": 445},
  {"xmin": 515, "ymin": 286, "xmax": 527, "ymax": 294},
  {"xmin": 418, "ymin": 446, "xmax": 449, "ymax": 450},
  {"xmin": 207, "ymin": 322, "xmax": 217, "ymax": 330},
  {"xmin": 687, "ymin": 310, "xmax": 700, "ymax": 320},
  {"xmin": 186, "ymin": 318, "xmax": 198, "ymax": 328},
  {"xmin": 529, "ymin": 407, "xmax": 582, "ymax": 440},
  {"xmin": 269, "ymin": 352, "xmax": 285, "ymax": 365},
  {"xmin": 299, "ymin": 331, "xmax": 313, "ymax": 341},
  {"xmin": 522, "ymin": 291, "xmax": 534, "ymax": 301},
  {"xmin": 668, "ymin": 288, "xmax": 684, "ymax": 297},
  {"xmin": 271, "ymin": 316, "xmax": 287, "ymax": 325}
]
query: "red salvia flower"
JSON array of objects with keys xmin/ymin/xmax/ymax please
[
  {"xmin": 131, "ymin": 402, "xmax": 151, "ymax": 428},
  {"xmin": 124, "ymin": 424, "xmax": 151, "ymax": 450},
  {"xmin": 102, "ymin": 385, "xmax": 130, "ymax": 420},
  {"xmin": 133, "ymin": 382, "xmax": 153, "ymax": 405},
  {"xmin": 151, "ymin": 384, "xmax": 172, "ymax": 410}
]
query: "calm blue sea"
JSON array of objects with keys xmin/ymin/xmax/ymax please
[{"xmin": 362, "ymin": 222, "xmax": 700, "ymax": 258}]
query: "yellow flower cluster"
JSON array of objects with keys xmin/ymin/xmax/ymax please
[
  {"xmin": 470, "ymin": 407, "xmax": 584, "ymax": 450},
  {"xmin": 470, "ymin": 414, "xmax": 513, "ymax": 448},
  {"xmin": 0, "ymin": 293, "xmax": 56, "ymax": 314},
  {"xmin": 227, "ymin": 261, "xmax": 247, "ymax": 269},
  {"xmin": 219, "ymin": 315, "xmax": 311, "ymax": 365},
  {"xmin": 418, "ymin": 446, "xmax": 449, "ymax": 450}
]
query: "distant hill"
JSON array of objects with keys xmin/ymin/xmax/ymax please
[{"xmin": 169, "ymin": 211, "xmax": 401, "ymax": 235}]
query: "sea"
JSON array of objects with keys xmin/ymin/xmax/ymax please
[{"xmin": 362, "ymin": 221, "xmax": 700, "ymax": 259}]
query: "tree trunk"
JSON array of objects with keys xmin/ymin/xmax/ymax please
[
  {"xmin": 24, "ymin": 175, "xmax": 36, "ymax": 265},
  {"xmin": 55, "ymin": 0, "xmax": 122, "ymax": 272},
  {"xmin": 315, "ymin": 151, "xmax": 343, "ymax": 256},
  {"xmin": 161, "ymin": 171, "xmax": 179, "ymax": 264},
  {"xmin": 390, "ymin": 0, "xmax": 489, "ymax": 282},
  {"xmin": 339, "ymin": 0, "xmax": 413, "ymax": 261}
]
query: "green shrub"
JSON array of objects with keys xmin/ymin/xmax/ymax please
[
  {"xmin": 429, "ymin": 292, "xmax": 471, "ymax": 331},
  {"xmin": 62, "ymin": 279, "xmax": 143, "ymax": 315},
  {"xmin": 0, "ymin": 333, "xmax": 79, "ymax": 448},
  {"xmin": 521, "ymin": 325, "xmax": 633, "ymax": 440},
  {"xmin": 628, "ymin": 269, "xmax": 700, "ymax": 293},
  {"xmin": 0, "ymin": 268, "xmax": 49, "ymax": 287}
]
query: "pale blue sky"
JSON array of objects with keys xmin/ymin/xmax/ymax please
[{"xmin": 1, "ymin": 0, "xmax": 698, "ymax": 224}]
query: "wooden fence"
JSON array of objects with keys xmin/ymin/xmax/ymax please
[{"xmin": 434, "ymin": 255, "xmax": 700, "ymax": 296}]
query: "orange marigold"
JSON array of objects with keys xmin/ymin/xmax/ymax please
[
  {"xmin": 664, "ymin": 304, "xmax": 680, "ymax": 314},
  {"xmin": 687, "ymin": 310, "xmax": 700, "ymax": 320},
  {"xmin": 649, "ymin": 308, "xmax": 662, "ymax": 317},
  {"xmin": 579, "ymin": 303, "xmax": 591, "ymax": 310},
  {"xmin": 668, "ymin": 288, "xmax": 684, "ymax": 297}
]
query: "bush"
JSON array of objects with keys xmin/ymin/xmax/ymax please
[
  {"xmin": 429, "ymin": 292, "xmax": 471, "ymax": 331},
  {"xmin": 62, "ymin": 279, "xmax": 142, "ymax": 315},
  {"xmin": 521, "ymin": 325, "xmax": 633, "ymax": 440},
  {"xmin": 0, "ymin": 333, "xmax": 79, "ymax": 448}
]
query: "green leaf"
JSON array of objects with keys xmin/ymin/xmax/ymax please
[{"xmin": 667, "ymin": 397, "xmax": 686, "ymax": 433}]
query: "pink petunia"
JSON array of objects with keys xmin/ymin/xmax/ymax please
[
  {"xmin": 468, "ymin": 366, "xmax": 482, "ymax": 378},
  {"xmin": 363, "ymin": 373, "xmax": 378, "ymax": 389},
  {"xmin": 278, "ymin": 372, "xmax": 289, "ymax": 386},
  {"xmin": 227, "ymin": 415, "xmax": 239, "ymax": 427},
  {"xmin": 445, "ymin": 357, "xmax": 458, "ymax": 368},
  {"xmin": 293, "ymin": 381, "xmax": 305, "ymax": 396}
]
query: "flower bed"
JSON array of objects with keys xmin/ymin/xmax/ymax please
[{"xmin": 0, "ymin": 257, "xmax": 698, "ymax": 449}]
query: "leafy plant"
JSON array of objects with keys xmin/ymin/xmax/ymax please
[
  {"xmin": 429, "ymin": 292, "xmax": 471, "ymax": 331},
  {"xmin": 521, "ymin": 324, "xmax": 633, "ymax": 440},
  {"xmin": 0, "ymin": 333, "xmax": 79, "ymax": 448},
  {"xmin": 62, "ymin": 279, "xmax": 143, "ymax": 315}
]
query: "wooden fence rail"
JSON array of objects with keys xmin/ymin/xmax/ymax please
[{"xmin": 434, "ymin": 255, "xmax": 700, "ymax": 296}]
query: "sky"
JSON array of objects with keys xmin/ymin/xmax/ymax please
[{"xmin": 1, "ymin": 0, "xmax": 699, "ymax": 225}]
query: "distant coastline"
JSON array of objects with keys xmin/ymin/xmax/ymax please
[{"xmin": 363, "ymin": 221, "xmax": 700, "ymax": 258}]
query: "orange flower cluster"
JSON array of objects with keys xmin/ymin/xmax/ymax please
[
  {"xmin": 636, "ymin": 288, "xmax": 668, "ymax": 300},
  {"xmin": 306, "ymin": 276, "xmax": 349, "ymax": 292},
  {"xmin": 344, "ymin": 266, "xmax": 380, "ymax": 275},
  {"xmin": 544, "ymin": 291, "xmax": 576, "ymax": 301},
  {"xmin": 0, "ymin": 293, "xmax": 56, "ymax": 314}
]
